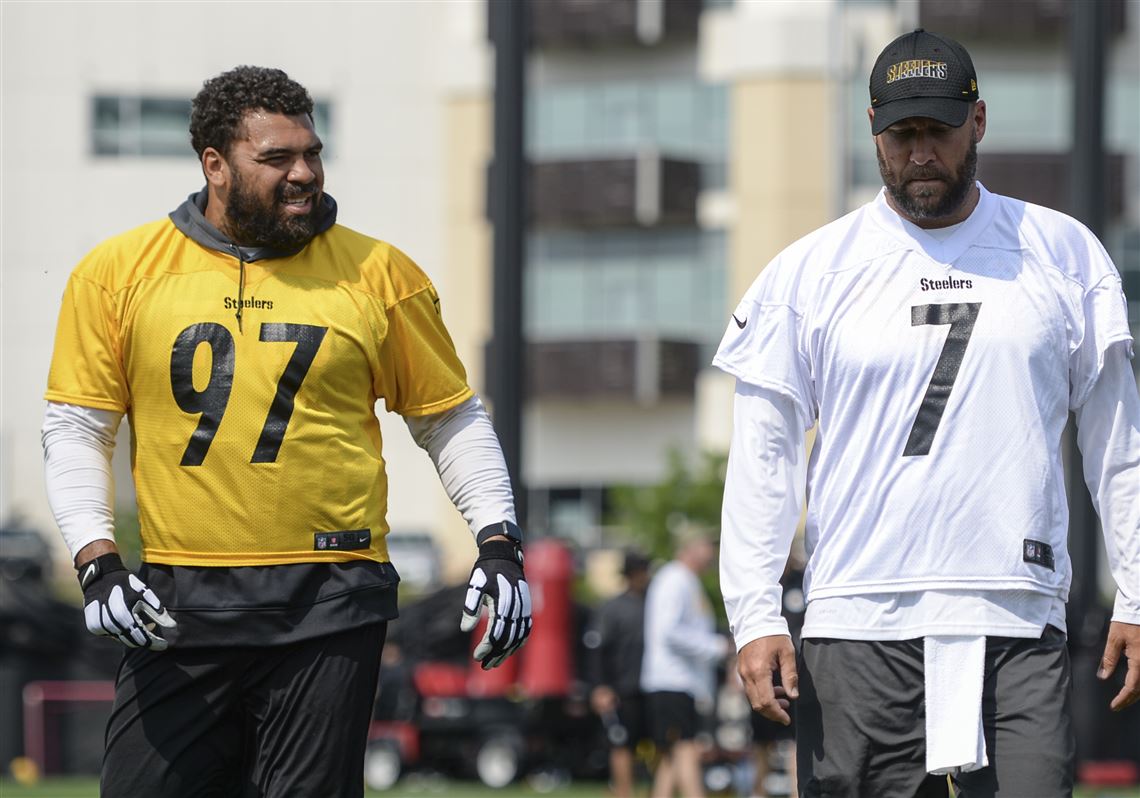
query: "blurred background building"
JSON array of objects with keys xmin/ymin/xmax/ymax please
[{"xmin": 3, "ymin": 0, "xmax": 1138, "ymax": 572}]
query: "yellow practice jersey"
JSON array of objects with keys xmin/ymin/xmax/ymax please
[{"xmin": 46, "ymin": 217, "xmax": 473, "ymax": 566}]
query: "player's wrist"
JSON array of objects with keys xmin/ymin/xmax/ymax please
[
  {"xmin": 476, "ymin": 521, "xmax": 522, "ymax": 546},
  {"xmin": 475, "ymin": 538, "xmax": 524, "ymax": 567},
  {"xmin": 77, "ymin": 552, "xmax": 127, "ymax": 591},
  {"xmin": 74, "ymin": 538, "xmax": 119, "ymax": 569}
]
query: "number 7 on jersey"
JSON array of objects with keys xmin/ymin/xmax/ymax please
[{"xmin": 904, "ymin": 302, "xmax": 981, "ymax": 457}]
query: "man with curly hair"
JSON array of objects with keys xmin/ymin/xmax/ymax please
[{"xmin": 42, "ymin": 65, "xmax": 532, "ymax": 797}]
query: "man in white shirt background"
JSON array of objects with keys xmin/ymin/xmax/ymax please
[
  {"xmin": 641, "ymin": 523, "xmax": 732, "ymax": 798},
  {"xmin": 716, "ymin": 28, "xmax": 1139, "ymax": 798}
]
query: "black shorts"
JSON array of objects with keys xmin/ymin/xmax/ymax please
[
  {"xmin": 797, "ymin": 627, "xmax": 1073, "ymax": 798},
  {"xmin": 609, "ymin": 692, "xmax": 647, "ymax": 748},
  {"xmin": 101, "ymin": 623, "xmax": 386, "ymax": 798},
  {"xmin": 646, "ymin": 690, "xmax": 699, "ymax": 751}
]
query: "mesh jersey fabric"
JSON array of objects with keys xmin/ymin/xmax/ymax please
[
  {"xmin": 46, "ymin": 218, "xmax": 473, "ymax": 566},
  {"xmin": 713, "ymin": 183, "xmax": 1133, "ymax": 605}
]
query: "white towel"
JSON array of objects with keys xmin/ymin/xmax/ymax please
[{"xmin": 924, "ymin": 635, "xmax": 988, "ymax": 775}]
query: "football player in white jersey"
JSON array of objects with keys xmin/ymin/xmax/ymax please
[{"xmin": 716, "ymin": 29, "xmax": 1139, "ymax": 798}]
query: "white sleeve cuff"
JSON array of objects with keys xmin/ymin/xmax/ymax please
[
  {"xmin": 730, "ymin": 617, "xmax": 792, "ymax": 652},
  {"xmin": 1112, "ymin": 592, "xmax": 1140, "ymax": 626}
]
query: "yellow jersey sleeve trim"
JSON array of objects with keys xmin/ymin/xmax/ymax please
[
  {"xmin": 386, "ymin": 282, "xmax": 438, "ymax": 311},
  {"xmin": 397, "ymin": 385, "xmax": 475, "ymax": 418},
  {"xmin": 43, "ymin": 391, "xmax": 128, "ymax": 414}
]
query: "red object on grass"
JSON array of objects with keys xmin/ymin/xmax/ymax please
[
  {"xmin": 518, "ymin": 538, "xmax": 574, "ymax": 698},
  {"xmin": 412, "ymin": 662, "xmax": 469, "ymax": 697},
  {"xmin": 1078, "ymin": 759, "xmax": 1140, "ymax": 786},
  {"xmin": 23, "ymin": 680, "xmax": 115, "ymax": 773},
  {"xmin": 466, "ymin": 613, "xmax": 520, "ymax": 696},
  {"xmin": 368, "ymin": 720, "xmax": 420, "ymax": 764}
]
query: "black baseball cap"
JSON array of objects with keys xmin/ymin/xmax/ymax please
[{"xmin": 869, "ymin": 29, "xmax": 979, "ymax": 135}]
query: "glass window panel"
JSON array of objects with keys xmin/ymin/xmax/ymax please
[
  {"xmin": 313, "ymin": 101, "xmax": 333, "ymax": 152},
  {"xmin": 92, "ymin": 96, "xmax": 125, "ymax": 155},
  {"xmin": 1107, "ymin": 75, "xmax": 1139, "ymax": 153},
  {"xmin": 529, "ymin": 80, "xmax": 728, "ymax": 167},
  {"xmin": 654, "ymin": 82, "xmax": 695, "ymax": 153},
  {"xmin": 93, "ymin": 96, "xmax": 121, "ymax": 127},
  {"xmin": 596, "ymin": 230, "xmax": 641, "ymax": 260},
  {"xmin": 697, "ymin": 85, "xmax": 729, "ymax": 155},
  {"xmin": 546, "ymin": 232, "xmax": 587, "ymax": 261},
  {"xmin": 91, "ymin": 95, "xmax": 332, "ymax": 158},
  {"xmin": 846, "ymin": 78, "xmax": 880, "ymax": 195},
  {"xmin": 652, "ymin": 258, "xmax": 696, "ymax": 330},
  {"xmin": 545, "ymin": 88, "xmax": 589, "ymax": 155},
  {"xmin": 528, "ymin": 262, "xmax": 590, "ymax": 336},
  {"xmin": 598, "ymin": 83, "xmax": 645, "ymax": 151},
  {"xmin": 597, "ymin": 261, "xmax": 642, "ymax": 330},
  {"xmin": 138, "ymin": 98, "xmax": 191, "ymax": 156},
  {"xmin": 581, "ymin": 87, "xmax": 608, "ymax": 152},
  {"xmin": 527, "ymin": 230, "xmax": 726, "ymax": 343},
  {"xmin": 979, "ymin": 72, "xmax": 1068, "ymax": 150}
]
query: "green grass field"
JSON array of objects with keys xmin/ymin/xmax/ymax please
[
  {"xmin": 0, "ymin": 778, "xmax": 610, "ymax": 797},
  {"xmin": 2, "ymin": 779, "xmax": 1138, "ymax": 798}
]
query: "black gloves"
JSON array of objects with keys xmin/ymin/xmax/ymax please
[
  {"xmin": 78, "ymin": 553, "xmax": 176, "ymax": 650},
  {"xmin": 461, "ymin": 536, "xmax": 532, "ymax": 670}
]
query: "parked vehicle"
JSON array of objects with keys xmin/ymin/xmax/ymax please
[{"xmin": 365, "ymin": 539, "xmax": 607, "ymax": 790}]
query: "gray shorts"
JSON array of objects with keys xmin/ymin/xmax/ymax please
[{"xmin": 796, "ymin": 627, "xmax": 1074, "ymax": 798}]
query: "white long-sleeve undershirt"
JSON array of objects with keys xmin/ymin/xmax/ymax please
[
  {"xmin": 720, "ymin": 343, "xmax": 1140, "ymax": 650},
  {"xmin": 404, "ymin": 396, "xmax": 517, "ymax": 534},
  {"xmin": 42, "ymin": 395, "xmax": 516, "ymax": 561},
  {"xmin": 41, "ymin": 402, "xmax": 121, "ymax": 559},
  {"xmin": 719, "ymin": 382, "xmax": 806, "ymax": 646}
]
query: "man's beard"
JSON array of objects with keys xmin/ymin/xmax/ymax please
[
  {"xmin": 223, "ymin": 171, "xmax": 320, "ymax": 250},
  {"xmin": 877, "ymin": 135, "xmax": 977, "ymax": 223}
]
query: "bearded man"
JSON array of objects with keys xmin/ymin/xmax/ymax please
[
  {"xmin": 42, "ymin": 66, "xmax": 531, "ymax": 798},
  {"xmin": 716, "ymin": 30, "xmax": 1139, "ymax": 798}
]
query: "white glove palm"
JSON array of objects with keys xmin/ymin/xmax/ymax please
[{"xmin": 79, "ymin": 554, "xmax": 176, "ymax": 650}]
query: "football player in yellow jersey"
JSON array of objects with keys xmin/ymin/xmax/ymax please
[{"xmin": 42, "ymin": 66, "xmax": 531, "ymax": 798}]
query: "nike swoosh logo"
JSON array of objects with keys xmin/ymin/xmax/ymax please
[
  {"xmin": 732, "ymin": 314, "xmax": 747, "ymax": 329},
  {"xmin": 81, "ymin": 563, "xmax": 97, "ymax": 587}
]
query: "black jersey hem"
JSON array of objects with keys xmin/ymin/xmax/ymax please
[{"xmin": 139, "ymin": 560, "xmax": 400, "ymax": 648}]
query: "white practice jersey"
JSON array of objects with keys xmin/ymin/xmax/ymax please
[{"xmin": 713, "ymin": 184, "xmax": 1133, "ymax": 605}]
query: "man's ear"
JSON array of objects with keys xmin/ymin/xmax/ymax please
[{"xmin": 202, "ymin": 147, "xmax": 228, "ymax": 188}]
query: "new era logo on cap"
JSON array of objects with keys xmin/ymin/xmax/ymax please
[{"xmin": 869, "ymin": 29, "xmax": 979, "ymax": 135}]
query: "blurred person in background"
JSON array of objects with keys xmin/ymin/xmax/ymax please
[
  {"xmin": 587, "ymin": 549, "xmax": 652, "ymax": 798},
  {"xmin": 41, "ymin": 65, "xmax": 531, "ymax": 798},
  {"xmin": 642, "ymin": 524, "xmax": 733, "ymax": 798},
  {"xmin": 715, "ymin": 29, "xmax": 1139, "ymax": 798}
]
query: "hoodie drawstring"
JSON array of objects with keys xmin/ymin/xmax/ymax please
[{"xmin": 234, "ymin": 248, "xmax": 247, "ymax": 334}]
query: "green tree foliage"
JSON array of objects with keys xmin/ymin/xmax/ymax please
[
  {"xmin": 608, "ymin": 449, "xmax": 728, "ymax": 623},
  {"xmin": 608, "ymin": 449, "xmax": 727, "ymax": 561}
]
